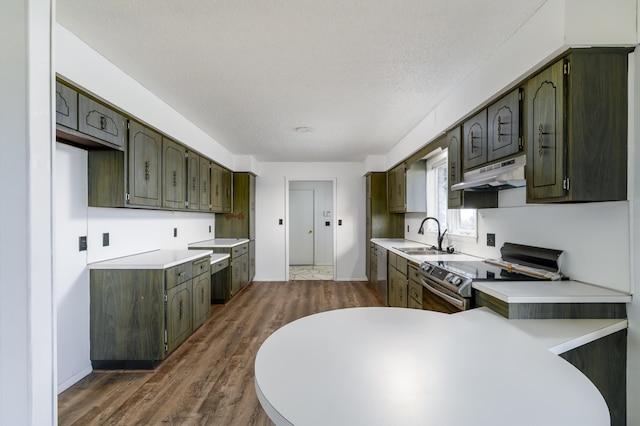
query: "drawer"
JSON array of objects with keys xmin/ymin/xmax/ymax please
[
  {"xmin": 78, "ymin": 94, "xmax": 126, "ymax": 149},
  {"xmin": 211, "ymin": 258, "xmax": 230, "ymax": 274},
  {"xmin": 388, "ymin": 252, "xmax": 397, "ymax": 270},
  {"xmin": 165, "ymin": 262, "xmax": 192, "ymax": 290},
  {"xmin": 192, "ymin": 257, "xmax": 210, "ymax": 277},
  {"xmin": 395, "ymin": 255, "xmax": 408, "ymax": 274},
  {"xmin": 408, "ymin": 279, "xmax": 423, "ymax": 304},
  {"xmin": 231, "ymin": 243, "xmax": 249, "ymax": 259},
  {"xmin": 409, "ymin": 265, "xmax": 421, "ymax": 283}
]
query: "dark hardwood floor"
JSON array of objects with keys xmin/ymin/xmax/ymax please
[{"xmin": 58, "ymin": 280, "xmax": 383, "ymax": 425}]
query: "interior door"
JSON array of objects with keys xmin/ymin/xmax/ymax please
[{"xmin": 289, "ymin": 189, "xmax": 314, "ymax": 265}]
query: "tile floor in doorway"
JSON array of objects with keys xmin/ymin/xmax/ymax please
[{"xmin": 289, "ymin": 265, "xmax": 333, "ymax": 280}]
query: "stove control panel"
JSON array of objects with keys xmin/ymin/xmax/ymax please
[{"xmin": 419, "ymin": 261, "xmax": 473, "ymax": 297}]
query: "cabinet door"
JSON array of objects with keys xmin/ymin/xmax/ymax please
[
  {"xmin": 166, "ymin": 281, "xmax": 192, "ymax": 354},
  {"xmin": 55, "ymin": 81, "xmax": 78, "ymax": 130},
  {"xmin": 162, "ymin": 137, "xmax": 186, "ymax": 209},
  {"xmin": 526, "ymin": 59, "xmax": 565, "ymax": 200},
  {"xmin": 398, "ymin": 273, "xmax": 407, "ymax": 308},
  {"xmin": 488, "ymin": 88, "xmax": 522, "ymax": 162},
  {"xmin": 211, "ymin": 163, "xmax": 222, "ymax": 211},
  {"xmin": 199, "ymin": 158, "xmax": 211, "ymax": 211},
  {"xmin": 128, "ymin": 120, "xmax": 162, "ymax": 207},
  {"xmin": 447, "ymin": 127, "xmax": 463, "ymax": 208},
  {"xmin": 78, "ymin": 94, "xmax": 126, "ymax": 149},
  {"xmin": 192, "ymin": 273, "xmax": 210, "ymax": 330},
  {"xmin": 187, "ymin": 153, "xmax": 200, "ymax": 210},
  {"xmin": 463, "ymin": 109, "xmax": 487, "ymax": 170},
  {"xmin": 222, "ymin": 168, "xmax": 232, "ymax": 213},
  {"xmin": 249, "ymin": 240, "xmax": 255, "ymax": 282},
  {"xmin": 231, "ymin": 258, "xmax": 242, "ymax": 297}
]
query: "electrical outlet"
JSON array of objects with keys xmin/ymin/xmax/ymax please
[
  {"xmin": 79, "ymin": 236, "xmax": 87, "ymax": 251},
  {"xmin": 487, "ymin": 233, "xmax": 496, "ymax": 247},
  {"xmin": 102, "ymin": 233, "xmax": 109, "ymax": 247},
  {"xmin": 174, "ymin": 228, "xmax": 178, "ymax": 237}
]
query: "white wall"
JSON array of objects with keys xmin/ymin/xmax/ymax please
[
  {"xmin": 0, "ymin": 0, "xmax": 55, "ymax": 423},
  {"xmin": 290, "ymin": 181, "xmax": 334, "ymax": 266},
  {"xmin": 255, "ymin": 163, "xmax": 365, "ymax": 281}
]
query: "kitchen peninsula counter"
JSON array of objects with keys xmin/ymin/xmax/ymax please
[{"xmin": 255, "ymin": 307, "xmax": 618, "ymax": 426}]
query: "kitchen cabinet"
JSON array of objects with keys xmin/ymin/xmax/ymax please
[
  {"xmin": 369, "ymin": 243, "xmax": 378, "ymax": 290},
  {"xmin": 199, "ymin": 157, "xmax": 211, "ymax": 211},
  {"xmin": 463, "ymin": 109, "xmax": 488, "ymax": 170},
  {"xmin": 387, "ymin": 164, "xmax": 406, "ymax": 213},
  {"xmin": 55, "ymin": 81, "xmax": 78, "ymax": 130},
  {"xmin": 78, "ymin": 94, "xmax": 126, "ymax": 149},
  {"xmin": 88, "ymin": 120, "xmax": 163, "ymax": 208},
  {"xmin": 408, "ymin": 264, "xmax": 423, "ymax": 309},
  {"xmin": 222, "ymin": 167, "xmax": 232, "ymax": 213},
  {"xmin": 162, "ymin": 137, "xmax": 187, "ymax": 209},
  {"xmin": 487, "ymin": 88, "xmax": 523, "ymax": 162},
  {"xmin": 55, "ymin": 80, "xmax": 126, "ymax": 150},
  {"xmin": 202, "ymin": 242, "xmax": 250, "ymax": 302},
  {"xmin": 187, "ymin": 152, "xmax": 200, "ymax": 210},
  {"xmin": 89, "ymin": 251, "xmax": 211, "ymax": 369},
  {"xmin": 365, "ymin": 173, "xmax": 403, "ymax": 281},
  {"xmin": 525, "ymin": 49, "xmax": 629, "ymax": 203},
  {"xmin": 216, "ymin": 172, "xmax": 255, "ymax": 239},
  {"xmin": 447, "ymin": 128, "xmax": 498, "ymax": 209},
  {"xmin": 191, "ymin": 257, "xmax": 211, "ymax": 330},
  {"xmin": 388, "ymin": 251, "xmax": 407, "ymax": 308},
  {"xmin": 210, "ymin": 163, "xmax": 231, "ymax": 213}
]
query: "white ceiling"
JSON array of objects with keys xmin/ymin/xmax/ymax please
[{"xmin": 57, "ymin": 0, "xmax": 547, "ymax": 162}]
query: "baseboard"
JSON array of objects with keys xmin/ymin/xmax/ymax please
[{"xmin": 58, "ymin": 365, "xmax": 92, "ymax": 394}]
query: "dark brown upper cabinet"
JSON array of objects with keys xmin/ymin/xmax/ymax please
[
  {"xmin": 199, "ymin": 157, "xmax": 211, "ymax": 211},
  {"xmin": 487, "ymin": 88, "xmax": 523, "ymax": 162},
  {"xmin": 525, "ymin": 49, "xmax": 629, "ymax": 203},
  {"xmin": 447, "ymin": 127, "xmax": 463, "ymax": 208},
  {"xmin": 387, "ymin": 164, "xmax": 406, "ymax": 213},
  {"xmin": 55, "ymin": 81, "xmax": 78, "ymax": 130},
  {"xmin": 162, "ymin": 137, "xmax": 187, "ymax": 209},
  {"xmin": 78, "ymin": 94, "xmax": 126, "ymax": 149},
  {"xmin": 187, "ymin": 152, "xmax": 200, "ymax": 210},
  {"xmin": 463, "ymin": 110, "xmax": 487, "ymax": 170},
  {"xmin": 128, "ymin": 120, "xmax": 162, "ymax": 207},
  {"xmin": 448, "ymin": 127, "xmax": 498, "ymax": 210}
]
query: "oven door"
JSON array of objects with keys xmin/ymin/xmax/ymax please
[{"xmin": 421, "ymin": 277, "xmax": 469, "ymax": 314}]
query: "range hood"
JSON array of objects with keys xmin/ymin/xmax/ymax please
[{"xmin": 451, "ymin": 154, "xmax": 526, "ymax": 191}]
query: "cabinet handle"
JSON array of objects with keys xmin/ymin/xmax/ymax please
[
  {"xmin": 215, "ymin": 184, "xmax": 219, "ymax": 196},
  {"xmin": 470, "ymin": 131, "xmax": 480, "ymax": 153},
  {"xmin": 192, "ymin": 177, "xmax": 197, "ymax": 191},
  {"xmin": 145, "ymin": 161, "xmax": 150, "ymax": 180},
  {"xmin": 201, "ymin": 287, "xmax": 205, "ymax": 304},
  {"xmin": 100, "ymin": 116, "xmax": 107, "ymax": 130},
  {"xmin": 178, "ymin": 271, "xmax": 186, "ymax": 277},
  {"xmin": 173, "ymin": 170, "xmax": 177, "ymax": 187},
  {"xmin": 538, "ymin": 123, "xmax": 550, "ymax": 156},
  {"xmin": 204, "ymin": 181, "xmax": 207, "ymax": 192},
  {"xmin": 179, "ymin": 299, "xmax": 184, "ymax": 319}
]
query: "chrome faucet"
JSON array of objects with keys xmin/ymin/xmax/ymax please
[{"xmin": 418, "ymin": 217, "xmax": 447, "ymax": 252}]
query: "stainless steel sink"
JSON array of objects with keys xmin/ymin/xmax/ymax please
[{"xmin": 393, "ymin": 246, "xmax": 447, "ymax": 256}]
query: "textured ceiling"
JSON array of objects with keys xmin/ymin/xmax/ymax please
[{"xmin": 57, "ymin": 0, "xmax": 546, "ymax": 162}]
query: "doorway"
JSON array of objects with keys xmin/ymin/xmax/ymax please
[{"xmin": 287, "ymin": 180, "xmax": 335, "ymax": 280}]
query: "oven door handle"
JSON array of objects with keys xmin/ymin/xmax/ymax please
[{"xmin": 422, "ymin": 278, "xmax": 465, "ymax": 308}]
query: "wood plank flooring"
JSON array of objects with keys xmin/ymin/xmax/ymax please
[{"xmin": 58, "ymin": 280, "xmax": 383, "ymax": 425}]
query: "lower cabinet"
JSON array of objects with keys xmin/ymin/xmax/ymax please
[
  {"xmin": 388, "ymin": 252, "xmax": 407, "ymax": 308},
  {"xmin": 408, "ymin": 264, "xmax": 423, "ymax": 309},
  {"xmin": 90, "ymin": 255, "xmax": 211, "ymax": 369},
  {"xmin": 209, "ymin": 242, "xmax": 251, "ymax": 303}
]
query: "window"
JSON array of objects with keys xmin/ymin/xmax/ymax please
[{"xmin": 425, "ymin": 149, "xmax": 477, "ymax": 238}]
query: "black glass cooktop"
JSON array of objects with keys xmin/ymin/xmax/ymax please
[{"xmin": 432, "ymin": 260, "xmax": 546, "ymax": 281}]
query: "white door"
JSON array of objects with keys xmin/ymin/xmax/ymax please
[{"xmin": 289, "ymin": 189, "xmax": 314, "ymax": 265}]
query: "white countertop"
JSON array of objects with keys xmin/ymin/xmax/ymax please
[
  {"xmin": 473, "ymin": 280, "xmax": 632, "ymax": 303},
  {"xmin": 87, "ymin": 249, "xmax": 212, "ymax": 269},
  {"xmin": 188, "ymin": 238, "xmax": 250, "ymax": 248},
  {"xmin": 255, "ymin": 307, "xmax": 613, "ymax": 426},
  {"xmin": 371, "ymin": 238, "xmax": 480, "ymax": 262}
]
